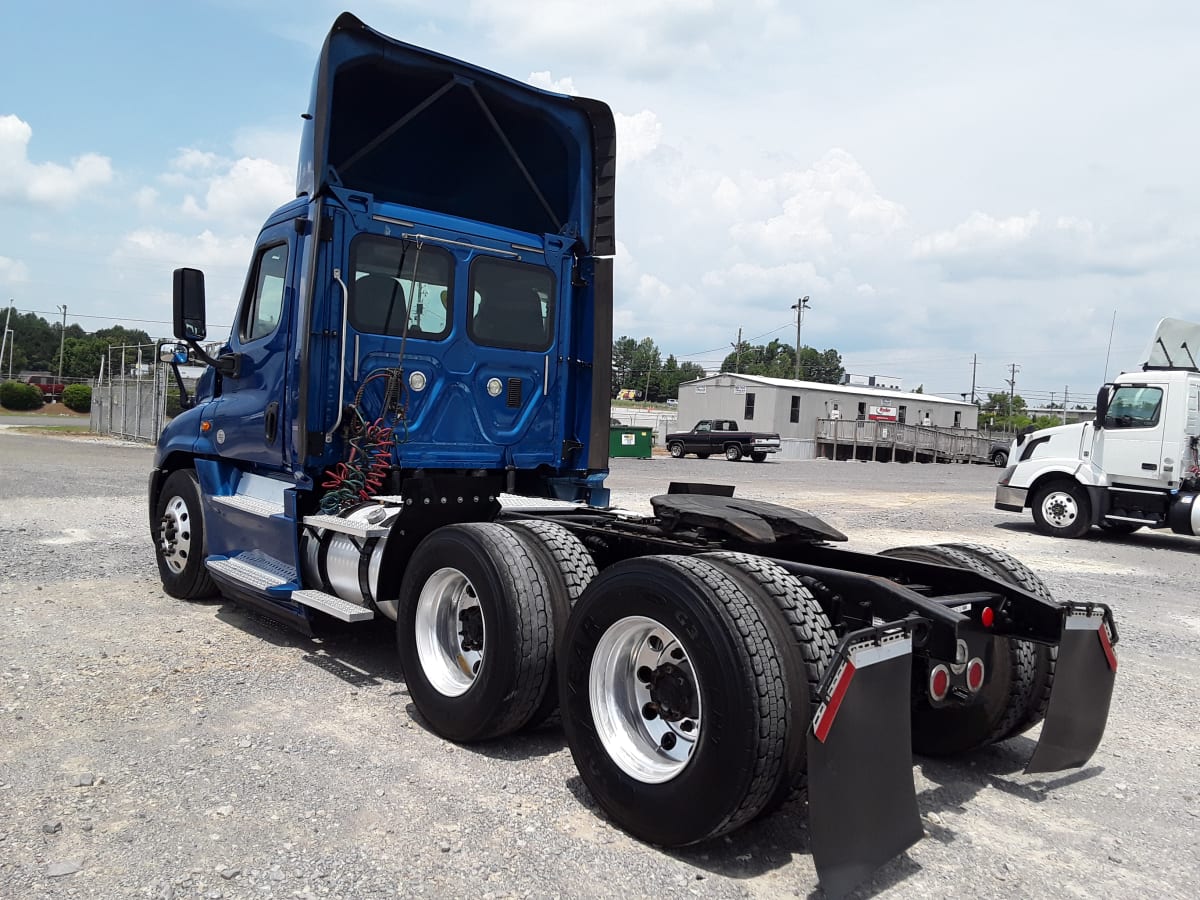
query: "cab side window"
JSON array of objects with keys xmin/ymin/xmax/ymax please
[
  {"xmin": 240, "ymin": 243, "xmax": 289, "ymax": 343},
  {"xmin": 1106, "ymin": 386, "xmax": 1163, "ymax": 428}
]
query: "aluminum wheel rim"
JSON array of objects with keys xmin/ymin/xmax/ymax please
[
  {"xmin": 1042, "ymin": 491, "xmax": 1079, "ymax": 529},
  {"xmin": 415, "ymin": 567, "xmax": 484, "ymax": 697},
  {"xmin": 158, "ymin": 495, "xmax": 192, "ymax": 574},
  {"xmin": 589, "ymin": 615, "xmax": 702, "ymax": 784}
]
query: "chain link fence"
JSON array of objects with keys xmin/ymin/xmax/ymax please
[{"xmin": 90, "ymin": 343, "xmax": 169, "ymax": 443}]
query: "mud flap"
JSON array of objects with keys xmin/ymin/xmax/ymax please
[
  {"xmin": 807, "ymin": 622, "xmax": 923, "ymax": 900},
  {"xmin": 1025, "ymin": 608, "xmax": 1118, "ymax": 774}
]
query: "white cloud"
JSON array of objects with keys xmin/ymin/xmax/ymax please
[
  {"xmin": 180, "ymin": 156, "xmax": 293, "ymax": 228},
  {"xmin": 118, "ymin": 228, "xmax": 254, "ymax": 271},
  {"xmin": 910, "ymin": 209, "xmax": 1173, "ymax": 280},
  {"xmin": 0, "ymin": 255, "xmax": 30, "ymax": 284},
  {"xmin": 466, "ymin": 0, "xmax": 785, "ymax": 77},
  {"xmin": 614, "ymin": 110, "xmax": 664, "ymax": 164},
  {"xmin": 527, "ymin": 71, "xmax": 578, "ymax": 95},
  {"xmin": 0, "ymin": 115, "xmax": 112, "ymax": 207}
]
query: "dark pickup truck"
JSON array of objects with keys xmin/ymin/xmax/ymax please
[{"xmin": 665, "ymin": 419, "xmax": 782, "ymax": 462}]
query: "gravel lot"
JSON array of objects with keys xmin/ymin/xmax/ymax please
[{"xmin": 1, "ymin": 432, "xmax": 1197, "ymax": 899}]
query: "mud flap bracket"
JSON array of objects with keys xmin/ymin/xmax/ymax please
[
  {"xmin": 807, "ymin": 619, "xmax": 924, "ymax": 900},
  {"xmin": 1025, "ymin": 604, "xmax": 1118, "ymax": 774}
]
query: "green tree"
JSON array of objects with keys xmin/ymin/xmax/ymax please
[
  {"xmin": 719, "ymin": 341, "xmax": 844, "ymax": 384},
  {"xmin": 981, "ymin": 392, "xmax": 1028, "ymax": 431}
]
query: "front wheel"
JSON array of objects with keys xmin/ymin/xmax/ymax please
[
  {"xmin": 1031, "ymin": 480, "xmax": 1092, "ymax": 538},
  {"xmin": 724, "ymin": 444, "xmax": 743, "ymax": 461},
  {"xmin": 559, "ymin": 556, "xmax": 788, "ymax": 846},
  {"xmin": 153, "ymin": 469, "xmax": 217, "ymax": 600},
  {"xmin": 992, "ymin": 450, "xmax": 1008, "ymax": 467},
  {"xmin": 668, "ymin": 442, "xmax": 685, "ymax": 458}
]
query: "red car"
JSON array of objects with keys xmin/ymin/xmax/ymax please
[{"xmin": 22, "ymin": 374, "xmax": 66, "ymax": 399}]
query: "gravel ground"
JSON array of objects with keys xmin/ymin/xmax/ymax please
[{"xmin": 1, "ymin": 433, "xmax": 1197, "ymax": 899}]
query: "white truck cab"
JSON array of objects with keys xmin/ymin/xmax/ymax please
[{"xmin": 996, "ymin": 317, "xmax": 1200, "ymax": 538}]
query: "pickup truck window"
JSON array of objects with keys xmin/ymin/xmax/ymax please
[
  {"xmin": 1106, "ymin": 386, "xmax": 1163, "ymax": 428},
  {"xmin": 695, "ymin": 422, "xmax": 711, "ymax": 432},
  {"xmin": 468, "ymin": 257, "xmax": 554, "ymax": 351},
  {"xmin": 239, "ymin": 243, "xmax": 289, "ymax": 343},
  {"xmin": 350, "ymin": 237, "xmax": 452, "ymax": 339}
]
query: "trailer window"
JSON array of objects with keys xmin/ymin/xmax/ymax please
[
  {"xmin": 468, "ymin": 257, "xmax": 554, "ymax": 351},
  {"xmin": 239, "ymin": 243, "xmax": 289, "ymax": 344},
  {"xmin": 744, "ymin": 393, "xmax": 756, "ymax": 421},
  {"xmin": 1106, "ymin": 386, "xmax": 1163, "ymax": 428},
  {"xmin": 790, "ymin": 395, "xmax": 800, "ymax": 423},
  {"xmin": 349, "ymin": 237, "xmax": 452, "ymax": 340}
]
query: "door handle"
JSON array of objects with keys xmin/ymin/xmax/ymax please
[
  {"xmin": 1141, "ymin": 462, "xmax": 1156, "ymax": 471},
  {"xmin": 265, "ymin": 402, "xmax": 279, "ymax": 445}
]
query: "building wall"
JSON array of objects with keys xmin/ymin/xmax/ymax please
[{"xmin": 677, "ymin": 375, "xmax": 979, "ymax": 439}]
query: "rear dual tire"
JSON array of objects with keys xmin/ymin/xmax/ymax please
[
  {"xmin": 560, "ymin": 556, "xmax": 793, "ymax": 846},
  {"xmin": 880, "ymin": 543, "xmax": 1055, "ymax": 754},
  {"xmin": 396, "ymin": 523, "xmax": 555, "ymax": 742}
]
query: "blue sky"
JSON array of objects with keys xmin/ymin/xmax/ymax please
[{"xmin": 3, "ymin": 1, "xmax": 1199, "ymax": 405}]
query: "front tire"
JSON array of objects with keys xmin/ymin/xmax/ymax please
[
  {"xmin": 992, "ymin": 450, "xmax": 1009, "ymax": 467},
  {"xmin": 559, "ymin": 556, "xmax": 788, "ymax": 846},
  {"xmin": 397, "ymin": 523, "xmax": 553, "ymax": 742},
  {"xmin": 724, "ymin": 444, "xmax": 743, "ymax": 461},
  {"xmin": 1031, "ymin": 480, "xmax": 1092, "ymax": 538},
  {"xmin": 668, "ymin": 442, "xmax": 685, "ymax": 458},
  {"xmin": 153, "ymin": 469, "xmax": 217, "ymax": 600}
]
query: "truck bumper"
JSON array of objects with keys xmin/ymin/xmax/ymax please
[{"xmin": 994, "ymin": 484, "xmax": 1027, "ymax": 512}]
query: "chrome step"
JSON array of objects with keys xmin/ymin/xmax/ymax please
[
  {"xmin": 301, "ymin": 514, "xmax": 391, "ymax": 538},
  {"xmin": 211, "ymin": 494, "xmax": 285, "ymax": 517},
  {"xmin": 207, "ymin": 552, "xmax": 295, "ymax": 591},
  {"xmin": 292, "ymin": 589, "xmax": 375, "ymax": 622}
]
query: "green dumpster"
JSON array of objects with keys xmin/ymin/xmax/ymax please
[{"xmin": 609, "ymin": 425, "xmax": 653, "ymax": 459}]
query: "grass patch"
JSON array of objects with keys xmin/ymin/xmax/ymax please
[{"xmin": 9, "ymin": 425, "xmax": 94, "ymax": 436}]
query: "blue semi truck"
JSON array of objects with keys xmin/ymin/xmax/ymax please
[{"xmin": 150, "ymin": 14, "xmax": 1118, "ymax": 896}]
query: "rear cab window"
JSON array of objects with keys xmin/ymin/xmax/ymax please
[
  {"xmin": 468, "ymin": 257, "xmax": 554, "ymax": 351},
  {"xmin": 349, "ymin": 236, "xmax": 453, "ymax": 340}
]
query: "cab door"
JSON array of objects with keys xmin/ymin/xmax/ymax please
[
  {"xmin": 208, "ymin": 224, "xmax": 297, "ymax": 471},
  {"xmin": 1094, "ymin": 383, "xmax": 1168, "ymax": 487}
]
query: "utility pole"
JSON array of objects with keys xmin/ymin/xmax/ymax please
[
  {"xmin": 791, "ymin": 296, "xmax": 810, "ymax": 380},
  {"xmin": 970, "ymin": 353, "xmax": 978, "ymax": 404},
  {"xmin": 56, "ymin": 304, "xmax": 68, "ymax": 399},
  {"xmin": 1006, "ymin": 363, "xmax": 1020, "ymax": 431},
  {"xmin": 731, "ymin": 327, "xmax": 743, "ymax": 374},
  {"xmin": 1063, "ymin": 385, "xmax": 1069, "ymax": 424},
  {"xmin": 0, "ymin": 302, "xmax": 11, "ymax": 381}
]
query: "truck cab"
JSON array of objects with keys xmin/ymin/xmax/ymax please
[{"xmin": 997, "ymin": 317, "xmax": 1200, "ymax": 537}]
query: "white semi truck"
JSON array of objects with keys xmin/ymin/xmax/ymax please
[{"xmin": 996, "ymin": 317, "xmax": 1200, "ymax": 537}]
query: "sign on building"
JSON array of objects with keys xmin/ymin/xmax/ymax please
[{"xmin": 869, "ymin": 405, "xmax": 898, "ymax": 421}]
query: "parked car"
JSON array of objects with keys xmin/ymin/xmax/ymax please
[
  {"xmin": 21, "ymin": 373, "xmax": 65, "ymax": 400},
  {"xmin": 665, "ymin": 419, "xmax": 781, "ymax": 462},
  {"xmin": 989, "ymin": 439, "xmax": 1012, "ymax": 467}
]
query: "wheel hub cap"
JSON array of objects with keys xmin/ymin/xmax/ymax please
[
  {"xmin": 1044, "ymin": 492, "xmax": 1078, "ymax": 527},
  {"xmin": 415, "ymin": 567, "xmax": 485, "ymax": 697},
  {"xmin": 590, "ymin": 616, "xmax": 702, "ymax": 784},
  {"xmin": 158, "ymin": 495, "xmax": 192, "ymax": 574}
]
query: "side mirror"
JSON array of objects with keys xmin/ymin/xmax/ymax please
[
  {"xmin": 173, "ymin": 268, "xmax": 207, "ymax": 341},
  {"xmin": 159, "ymin": 342, "xmax": 188, "ymax": 365},
  {"xmin": 1094, "ymin": 383, "xmax": 1113, "ymax": 428}
]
